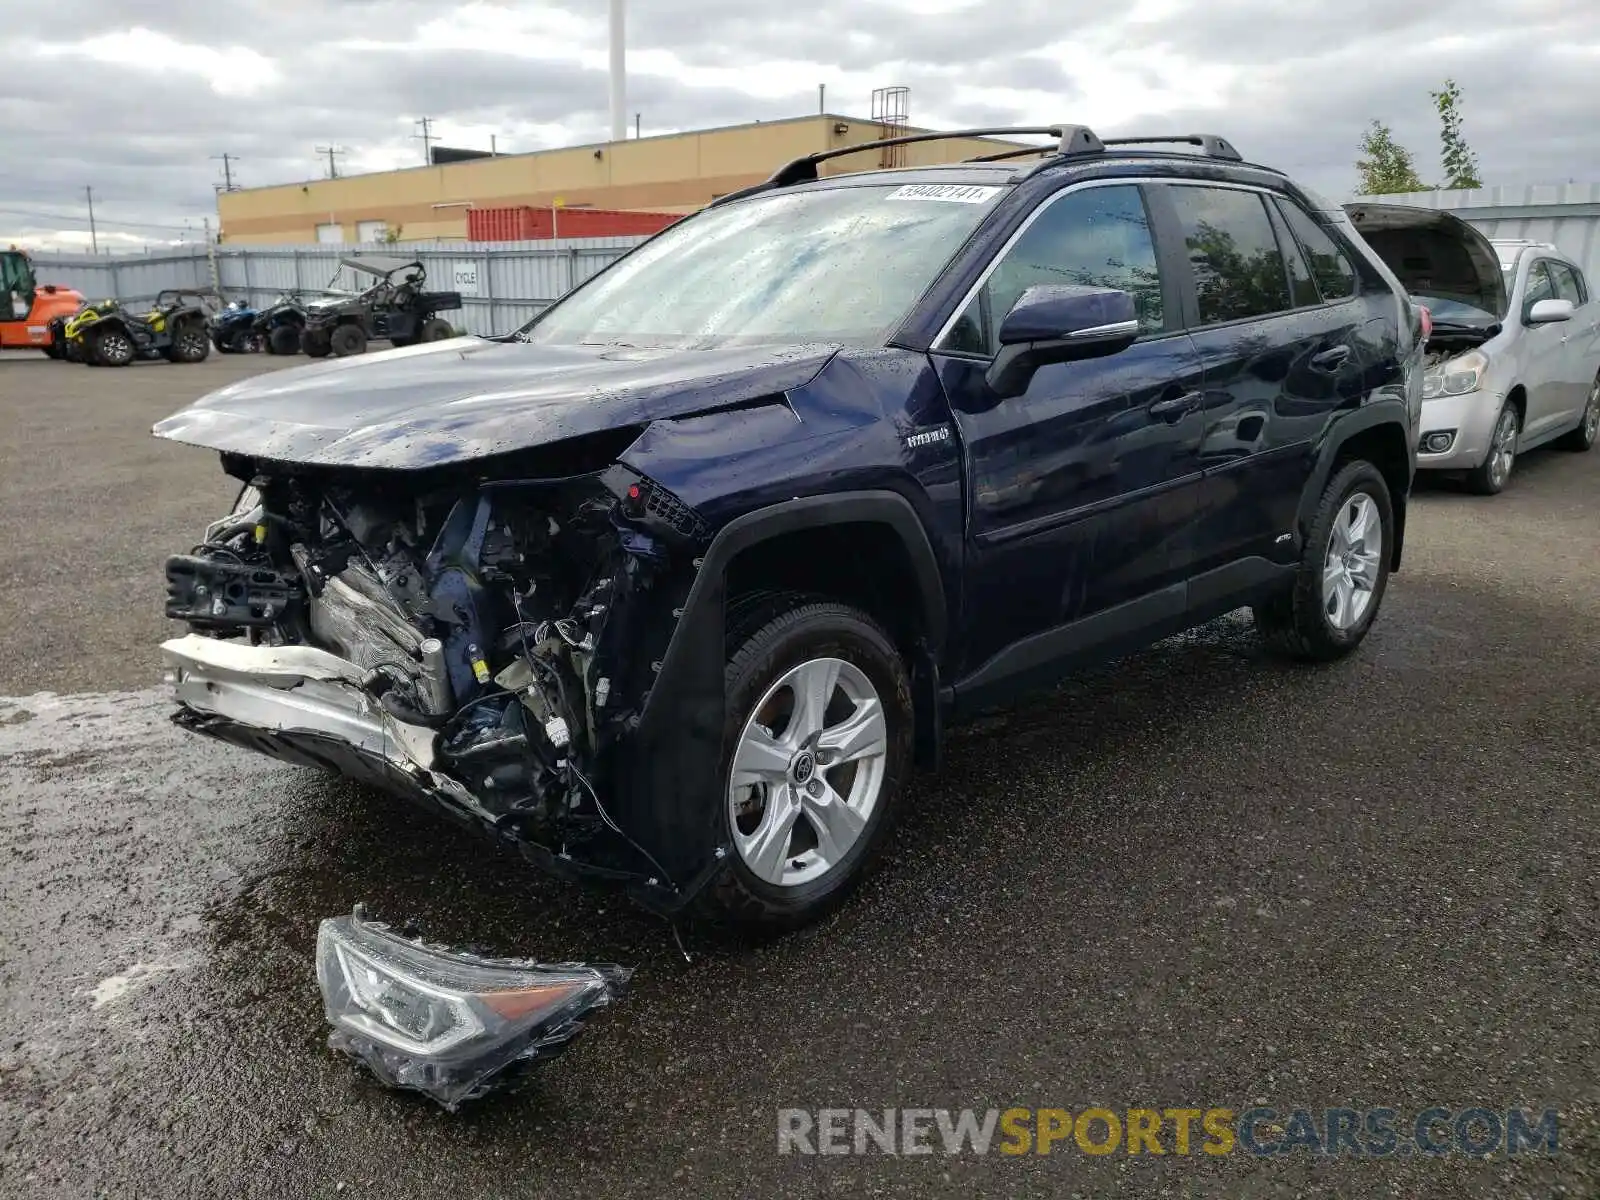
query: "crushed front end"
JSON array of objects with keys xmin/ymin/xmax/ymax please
[{"xmin": 161, "ymin": 450, "xmax": 720, "ymax": 911}]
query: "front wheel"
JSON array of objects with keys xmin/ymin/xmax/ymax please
[
  {"xmin": 267, "ymin": 324, "xmax": 300, "ymax": 356},
  {"xmin": 330, "ymin": 324, "xmax": 368, "ymax": 356},
  {"xmin": 418, "ymin": 317, "xmax": 455, "ymax": 343},
  {"xmin": 1557, "ymin": 376, "xmax": 1599, "ymax": 452},
  {"xmin": 92, "ymin": 326, "xmax": 135, "ymax": 367},
  {"xmin": 301, "ymin": 328, "xmax": 332, "ymax": 358},
  {"xmin": 1466, "ymin": 402, "xmax": 1519, "ymax": 494},
  {"xmin": 1254, "ymin": 459, "xmax": 1393, "ymax": 662},
  {"xmin": 699, "ymin": 599, "xmax": 913, "ymax": 935}
]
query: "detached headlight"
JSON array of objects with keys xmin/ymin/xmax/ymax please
[
  {"xmin": 315, "ymin": 906, "xmax": 632, "ymax": 1110},
  {"xmin": 1423, "ymin": 348, "xmax": 1488, "ymax": 399}
]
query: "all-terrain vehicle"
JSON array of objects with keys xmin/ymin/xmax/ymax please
[
  {"xmin": 209, "ymin": 299, "xmax": 264, "ymax": 354},
  {"xmin": 253, "ymin": 291, "xmax": 312, "ymax": 356},
  {"xmin": 69, "ymin": 288, "xmax": 222, "ymax": 367},
  {"xmin": 298, "ymin": 256, "xmax": 462, "ymax": 357},
  {"xmin": 155, "ymin": 124, "xmax": 1425, "ymax": 936}
]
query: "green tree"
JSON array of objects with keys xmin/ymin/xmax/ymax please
[
  {"xmin": 1431, "ymin": 79, "xmax": 1482, "ymax": 190},
  {"xmin": 1356, "ymin": 120, "xmax": 1427, "ymax": 195}
]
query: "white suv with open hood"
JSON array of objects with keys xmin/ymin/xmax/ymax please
[{"xmin": 1345, "ymin": 204, "xmax": 1600, "ymax": 493}]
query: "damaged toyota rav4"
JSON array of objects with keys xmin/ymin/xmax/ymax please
[{"xmin": 155, "ymin": 125, "xmax": 1423, "ymax": 933}]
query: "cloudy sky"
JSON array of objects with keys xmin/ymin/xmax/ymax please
[{"xmin": 1, "ymin": 0, "xmax": 1595, "ymax": 250}]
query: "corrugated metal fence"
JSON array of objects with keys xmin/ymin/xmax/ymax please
[
  {"xmin": 26, "ymin": 237, "xmax": 651, "ymax": 337},
  {"xmin": 1352, "ymin": 183, "xmax": 1600, "ymax": 286}
]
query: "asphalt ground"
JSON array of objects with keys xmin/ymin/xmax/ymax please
[{"xmin": 0, "ymin": 351, "xmax": 1596, "ymax": 1199}]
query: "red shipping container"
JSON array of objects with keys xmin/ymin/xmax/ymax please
[{"xmin": 467, "ymin": 206, "xmax": 683, "ymax": 242}]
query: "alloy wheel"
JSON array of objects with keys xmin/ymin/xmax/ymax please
[
  {"xmin": 1321, "ymin": 491, "xmax": 1384, "ymax": 632},
  {"xmin": 1488, "ymin": 407, "xmax": 1519, "ymax": 488},
  {"xmin": 99, "ymin": 332, "xmax": 133, "ymax": 365},
  {"xmin": 1584, "ymin": 382, "xmax": 1600, "ymax": 444},
  {"xmin": 727, "ymin": 656, "xmax": 888, "ymax": 888}
]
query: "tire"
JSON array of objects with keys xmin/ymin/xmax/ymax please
[
  {"xmin": 268, "ymin": 324, "xmax": 300, "ymax": 356},
  {"xmin": 91, "ymin": 325, "xmax": 135, "ymax": 368},
  {"xmin": 418, "ymin": 317, "xmax": 454, "ymax": 343},
  {"xmin": 42, "ymin": 342, "xmax": 63, "ymax": 360},
  {"xmin": 1466, "ymin": 401, "xmax": 1519, "ymax": 494},
  {"xmin": 1557, "ymin": 375, "xmax": 1599, "ymax": 452},
  {"xmin": 301, "ymin": 328, "xmax": 332, "ymax": 358},
  {"xmin": 330, "ymin": 324, "xmax": 368, "ymax": 357},
  {"xmin": 167, "ymin": 320, "xmax": 210, "ymax": 363},
  {"xmin": 1253, "ymin": 459, "xmax": 1394, "ymax": 662},
  {"xmin": 698, "ymin": 598, "xmax": 914, "ymax": 934},
  {"xmin": 212, "ymin": 333, "xmax": 232, "ymax": 355}
]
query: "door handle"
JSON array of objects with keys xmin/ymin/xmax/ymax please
[
  {"xmin": 1149, "ymin": 391, "xmax": 1201, "ymax": 422},
  {"xmin": 1310, "ymin": 345, "xmax": 1352, "ymax": 371}
]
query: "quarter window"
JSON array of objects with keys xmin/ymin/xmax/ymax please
[
  {"xmin": 1548, "ymin": 261, "xmax": 1584, "ymax": 306},
  {"xmin": 941, "ymin": 184, "xmax": 1165, "ymax": 356},
  {"xmin": 1167, "ymin": 185, "xmax": 1292, "ymax": 324},
  {"xmin": 1275, "ymin": 199, "xmax": 1358, "ymax": 301}
]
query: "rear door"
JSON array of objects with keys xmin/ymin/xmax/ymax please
[
  {"xmin": 930, "ymin": 180, "xmax": 1205, "ymax": 685},
  {"xmin": 1547, "ymin": 260, "xmax": 1598, "ymax": 421},
  {"xmin": 1150, "ymin": 182, "xmax": 1375, "ymax": 600}
]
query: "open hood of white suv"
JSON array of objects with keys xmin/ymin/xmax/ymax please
[{"xmin": 1343, "ymin": 202, "xmax": 1507, "ymax": 320}]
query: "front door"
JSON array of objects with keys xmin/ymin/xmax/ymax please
[
  {"xmin": 930, "ymin": 181, "xmax": 1204, "ymax": 689},
  {"xmin": 1518, "ymin": 259, "xmax": 1569, "ymax": 440},
  {"xmin": 1547, "ymin": 259, "xmax": 1598, "ymax": 423}
]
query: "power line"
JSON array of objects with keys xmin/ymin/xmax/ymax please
[
  {"xmin": 413, "ymin": 116, "xmax": 435, "ymax": 164},
  {"xmin": 0, "ymin": 205, "xmax": 201, "ymax": 234},
  {"xmin": 314, "ymin": 145, "xmax": 347, "ymax": 179}
]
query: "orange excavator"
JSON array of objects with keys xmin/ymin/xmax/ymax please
[{"xmin": 2, "ymin": 246, "xmax": 86, "ymax": 356}]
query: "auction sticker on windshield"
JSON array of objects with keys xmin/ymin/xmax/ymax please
[{"xmin": 886, "ymin": 183, "xmax": 1003, "ymax": 204}]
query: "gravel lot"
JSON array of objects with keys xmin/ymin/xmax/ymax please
[{"xmin": 1, "ymin": 352, "xmax": 1596, "ymax": 1199}]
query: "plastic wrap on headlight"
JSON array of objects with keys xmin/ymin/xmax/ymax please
[
  {"xmin": 1423, "ymin": 348, "xmax": 1488, "ymax": 399},
  {"xmin": 315, "ymin": 905, "xmax": 632, "ymax": 1110}
]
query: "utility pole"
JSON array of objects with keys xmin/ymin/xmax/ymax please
[
  {"xmin": 315, "ymin": 145, "xmax": 346, "ymax": 179},
  {"xmin": 635, "ymin": 113, "xmax": 641, "ymax": 139},
  {"xmin": 85, "ymin": 186, "xmax": 99, "ymax": 254},
  {"xmin": 490, "ymin": 134, "xmax": 497, "ymax": 156},
  {"xmin": 211, "ymin": 152, "xmax": 239, "ymax": 191},
  {"xmin": 819, "ymin": 83, "xmax": 825, "ymax": 113},
  {"xmin": 413, "ymin": 117, "xmax": 435, "ymax": 164}
]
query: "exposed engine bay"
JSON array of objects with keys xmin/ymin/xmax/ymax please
[{"xmin": 162, "ymin": 451, "xmax": 712, "ymax": 894}]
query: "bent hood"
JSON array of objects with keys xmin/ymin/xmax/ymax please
[
  {"xmin": 152, "ymin": 336, "xmax": 838, "ymax": 469},
  {"xmin": 1343, "ymin": 202, "xmax": 1506, "ymax": 318}
]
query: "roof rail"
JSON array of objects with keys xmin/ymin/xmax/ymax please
[
  {"xmin": 707, "ymin": 124, "xmax": 1105, "ymax": 208},
  {"xmin": 1100, "ymin": 134, "xmax": 1242, "ymax": 162}
]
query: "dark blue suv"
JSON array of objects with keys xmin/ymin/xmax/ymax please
[{"xmin": 156, "ymin": 125, "xmax": 1423, "ymax": 933}]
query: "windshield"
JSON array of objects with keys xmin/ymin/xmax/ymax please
[{"xmin": 516, "ymin": 181, "xmax": 1009, "ymax": 349}]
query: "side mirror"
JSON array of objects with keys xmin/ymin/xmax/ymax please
[
  {"xmin": 985, "ymin": 285, "xmax": 1140, "ymax": 399},
  {"xmin": 1527, "ymin": 297, "xmax": 1574, "ymax": 325}
]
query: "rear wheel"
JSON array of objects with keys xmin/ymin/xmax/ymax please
[
  {"xmin": 699, "ymin": 598, "xmax": 913, "ymax": 934},
  {"xmin": 1254, "ymin": 459, "xmax": 1393, "ymax": 662},
  {"xmin": 268, "ymin": 324, "xmax": 300, "ymax": 356},
  {"xmin": 1466, "ymin": 402, "xmax": 1519, "ymax": 494},
  {"xmin": 301, "ymin": 328, "xmax": 332, "ymax": 358},
  {"xmin": 330, "ymin": 324, "xmax": 368, "ymax": 357},
  {"xmin": 1557, "ymin": 375, "xmax": 1599, "ymax": 452},
  {"xmin": 91, "ymin": 326, "xmax": 135, "ymax": 367},
  {"xmin": 418, "ymin": 317, "xmax": 454, "ymax": 343},
  {"xmin": 42, "ymin": 341, "xmax": 63, "ymax": 360}
]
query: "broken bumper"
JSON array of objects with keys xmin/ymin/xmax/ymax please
[{"xmin": 158, "ymin": 633, "xmax": 721, "ymax": 912}]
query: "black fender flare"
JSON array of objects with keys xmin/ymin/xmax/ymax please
[
  {"xmin": 609, "ymin": 490, "xmax": 948, "ymax": 901},
  {"xmin": 1296, "ymin": 399, "xmax": 1414, "ymax": 568}
]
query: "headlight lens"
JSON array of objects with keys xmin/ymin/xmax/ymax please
[
  {"xmin": 1423, "ymin": 348, "xmax": 1488, "ymax": 399},
  {"xmin": 315, "ymin": 906, "xmax": 632, "ymax": 1109}
]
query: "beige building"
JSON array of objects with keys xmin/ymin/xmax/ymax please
[{"xmin": 217, "ymin": 114, "xmax": 1040, "ymax": 244}]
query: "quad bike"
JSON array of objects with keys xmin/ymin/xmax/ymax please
[
  {"xmin": 210, "ymin": 299, "xmax": 264, "ymax": 354},
  {"xmin": 299, "ymin": 256, "xmax": 462, "ymax": 357},
  {"xmin": 66, "ymin": 288, "xmax": 222, "ymax": 367},
  {"xmin": 253, "ymin": 291, "xmax": 312, "ymax": 356}
]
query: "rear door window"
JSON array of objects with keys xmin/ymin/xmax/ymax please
[
  {"xmin": 1265, "ymin": 202, "xmax": 1321, "ymax": 307},
  {"xmin": 1166, "ymin": 185, "xmax": 1291, "ymax": 325},
  {"xmin": 1275, "ymin": 200, "xmax": 1358, "ymax": 301}
]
